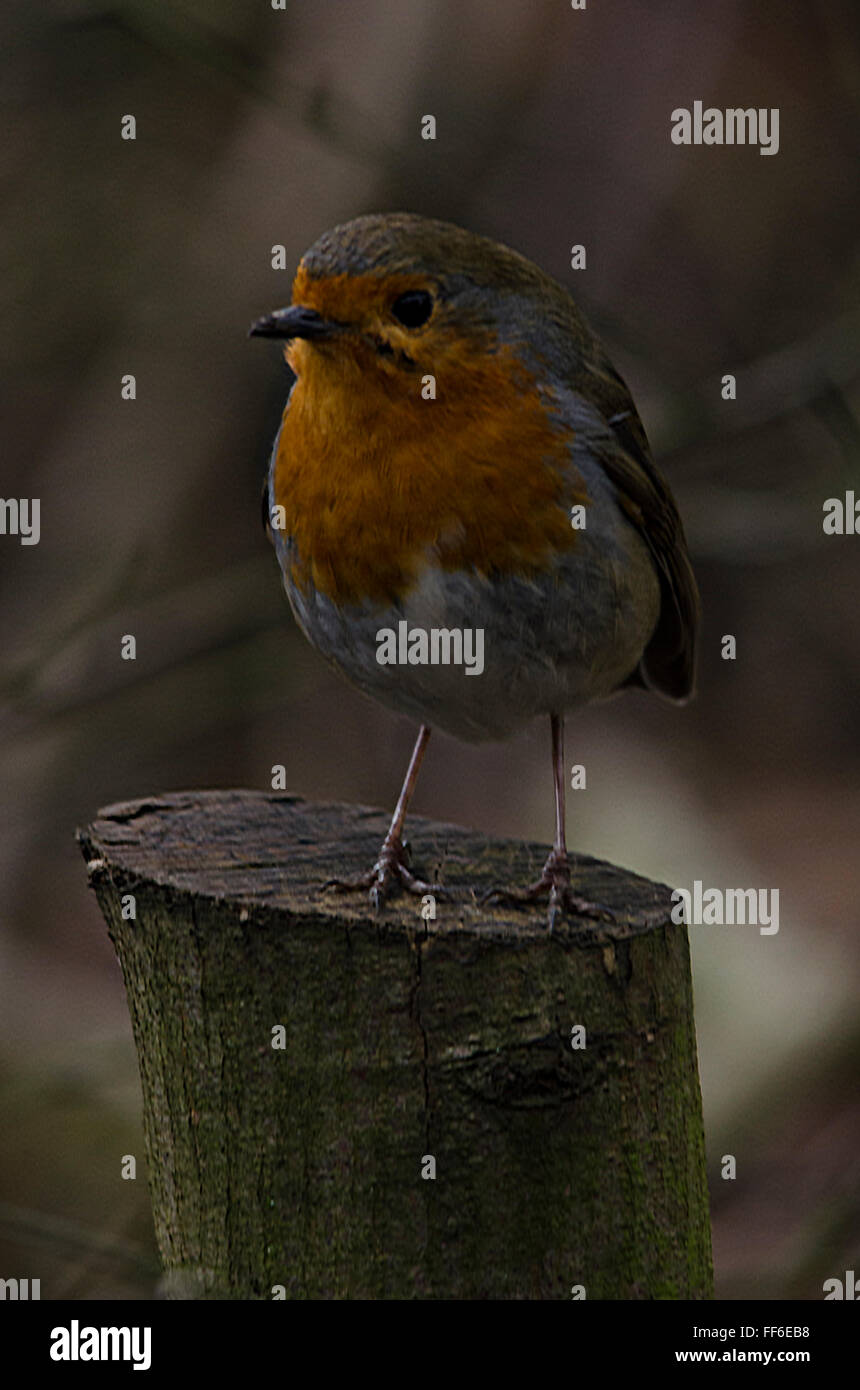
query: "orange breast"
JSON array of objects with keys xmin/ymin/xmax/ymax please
[{"xmin": 274, "ymin": 335, "xmax": 587, "ymax": 606}]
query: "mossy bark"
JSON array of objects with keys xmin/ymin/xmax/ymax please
[{"xmin": 79, "ymin": 790, "xmax": 712, "ymax": 1300}]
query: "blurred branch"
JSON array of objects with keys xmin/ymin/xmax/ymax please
[
  {"xmin": 60, "ymin": 1, "xmax": 562, "ymax": 203},
  {"xmin": 59, "ymin": 2, "xmax": 404, "ymax": 168},
  {"xmin": 0, "ymin": 542, "xmax": 145, "ymax": 707},
  {"xmin": 0, "ymin": 553, "xmax": 291, "ymax": 737},
  {"xmin": 649, "ymin": 308, "xmax": 860, "ymax": 463},
  {"xmin": 0, "ymin": 1198, "xmax": 158, "ymax": 1277}
]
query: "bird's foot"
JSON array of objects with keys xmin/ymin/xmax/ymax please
[
  {"xmin": 482, "ymin": 848, "xmax": 617, "ymax": 932},
  {"xmin": 324, "ymin": 836, "xmax": 446, "ymax": 913}
]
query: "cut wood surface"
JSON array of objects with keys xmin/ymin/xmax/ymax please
[{"xmin": 79, "ymin": 789, "xmax": 713, "ymax": 1300}]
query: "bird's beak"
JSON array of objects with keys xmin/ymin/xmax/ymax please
[{"xmin": 248, "ymin": 305, "xmax": 341, "ymax": 341}]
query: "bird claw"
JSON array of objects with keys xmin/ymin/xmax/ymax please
[
  {"xmin": 323, "ymin": 837, "xmax": 447, "ymax": 912},
  {"xmin": 481, "ymin": 850, "xmax": 616, "ymax": 932}
]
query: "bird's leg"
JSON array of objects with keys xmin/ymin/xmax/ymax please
[
  {"xmin": 483, "ymin": 714, "xmax": 616, "ymax": 930},
  {"xmin": 324, "ymin": 724, "xmax": 445, "ymax": 910}
]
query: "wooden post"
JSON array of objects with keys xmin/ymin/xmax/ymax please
[{"xmin": 78, "ymin": 790, "xmax": 712, "ymax": 1300}]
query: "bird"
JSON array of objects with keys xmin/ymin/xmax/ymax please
[{"xmin": 250, "ymin": 213, "xmax": 699, "ymax": 927}]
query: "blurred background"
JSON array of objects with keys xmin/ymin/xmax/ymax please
[{"xmin": 1, "ymin": 0, "xmax": 859, "ymax": 1299}]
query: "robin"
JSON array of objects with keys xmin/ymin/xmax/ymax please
[{"xmin": 250, "ymin": 213, "xmax": 699, "ymax": 926}]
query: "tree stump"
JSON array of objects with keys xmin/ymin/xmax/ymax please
[{"xmin": 78, "ymin": 790, "xmax": 712, "ymax": 1300}]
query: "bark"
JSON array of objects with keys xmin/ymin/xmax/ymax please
[{"xmin": 79, "ymin": 790, "xmax": 712, "ymax": 1300}]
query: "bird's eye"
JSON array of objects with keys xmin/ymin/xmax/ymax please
[{"xmin": 391, "ymin": 289, "xmax": 433, "ymax": 328}]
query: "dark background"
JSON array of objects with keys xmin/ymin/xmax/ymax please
[{"xmin": 1, "ymin": 0, "xmax": 858, "ymax": 1298}]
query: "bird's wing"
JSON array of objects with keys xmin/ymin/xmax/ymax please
[
  {"xmin": 572, "ymin": 351, "xmax": 700, "ymax": 702},
  {"xmin": 261, "ymin": 471, "xmax": 273, "ymax": 542}
]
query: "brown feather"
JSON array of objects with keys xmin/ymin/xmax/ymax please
[{"xmin": 574, "ymin": 352, "xmax": 700, "ymax": 701}]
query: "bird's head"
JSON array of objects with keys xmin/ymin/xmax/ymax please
[{"xmin": 249, "ymin": 212, "xmax": 584, "ymax": 384}]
